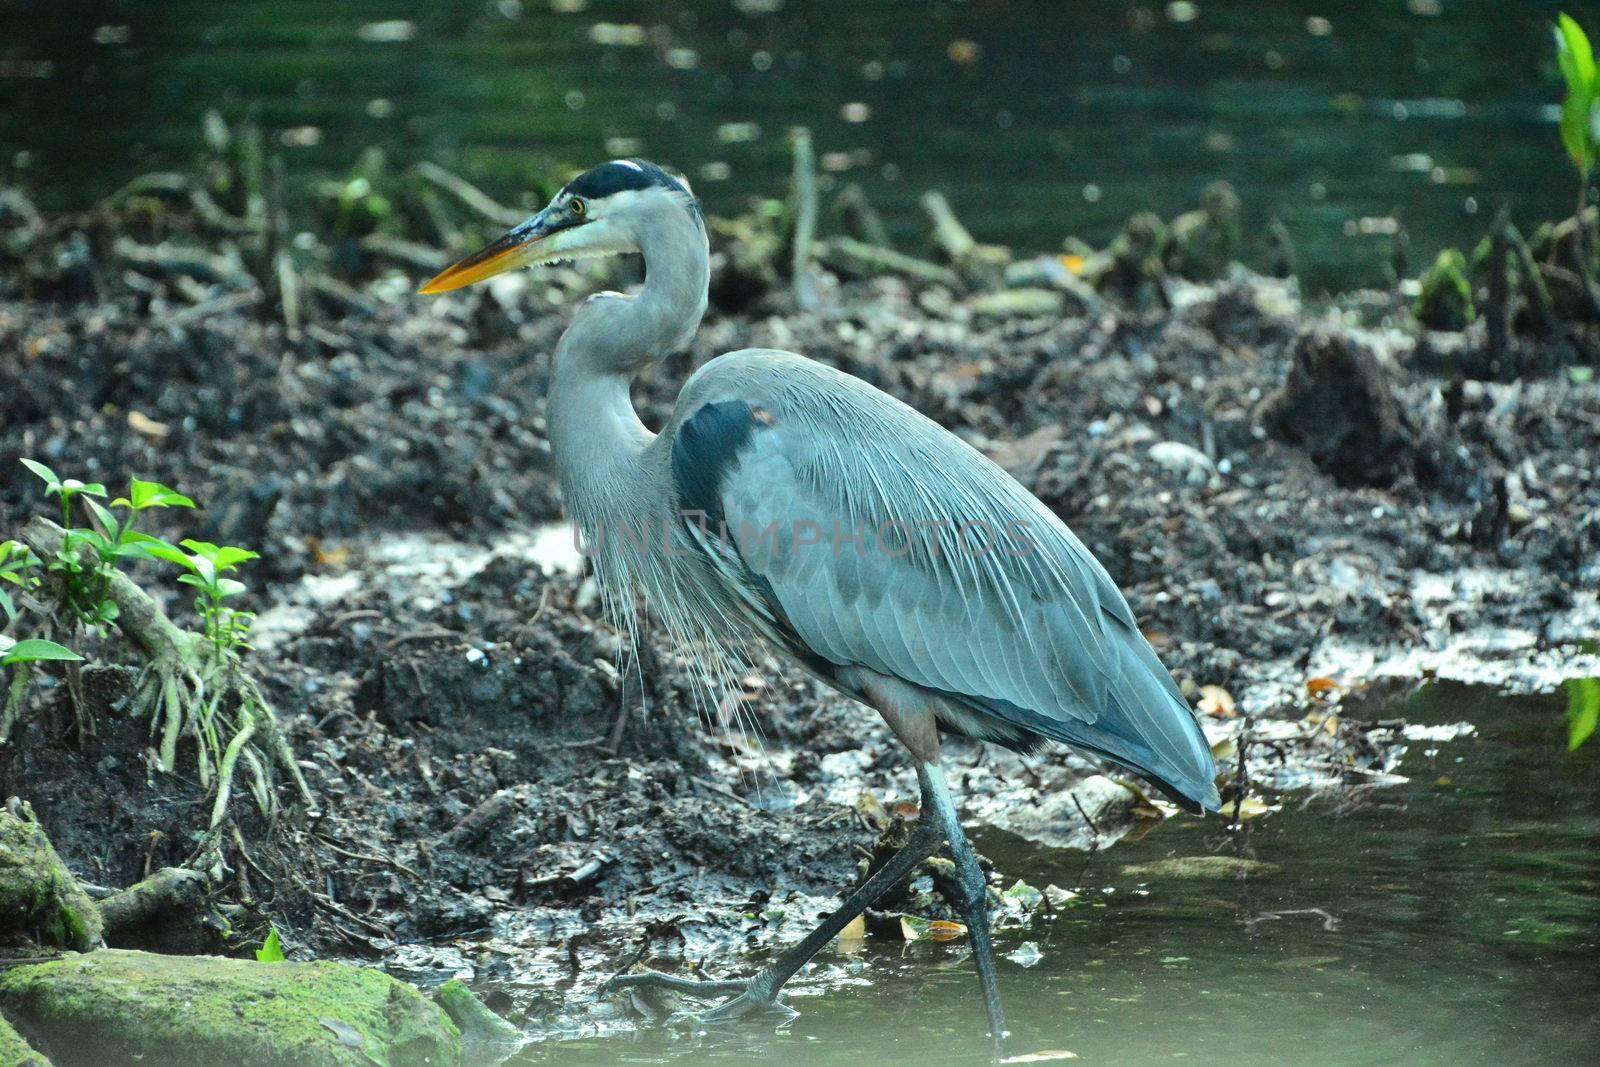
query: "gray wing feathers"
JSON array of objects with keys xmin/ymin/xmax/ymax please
[{"xmin": 677, "ymin": 350, "xmax": 1219, "ymax": 809}]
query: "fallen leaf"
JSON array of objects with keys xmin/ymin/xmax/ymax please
[
  {"xmin": 1197, "ymin": 684, "xmax": 1236, "ymax": 718},
  {"xmin": 1044, "ymin": 884, "xmax": 1080, "ymax": 908},
  {"xmin": 1006, "ymin": 941, "xmax": 1044, "ymax": 967},
  {"xmin": 1228, "ymin": 795, "xmax": 1278, "ymax": 821},
  {"xmin": 1001, "ymin": 880, "xmax": 1043, "ymax": 912},
  {"xmin": 1001, "ymin": 1051, "xmax": 1079, "ymax": 1063},
  {"xmin": 900, "ymin": 915, "xmax": 967, "ymax": 942},
  {"xmin": 308, "ymin": 538, "xmax": 351, "ymax": 567},
  {"xmin": 837, "ymin": 913, "xmax": 865, "ymax": 946},
  {"xmin": 1305, "ymin": 676, "xmax": 1341, "ymax": 698},
  {"xmin": 127, "ymin": 410, "xmax": 170, "ymax": 438}
]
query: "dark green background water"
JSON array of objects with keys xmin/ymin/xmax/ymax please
[{"xmin": 0, "ymin": 1, "xmax": 1595, "ymax": 288}]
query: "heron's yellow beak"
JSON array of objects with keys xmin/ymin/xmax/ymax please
[{"xmin": 417, "ymin": 218, "xmax": 553, "ymax": 294}]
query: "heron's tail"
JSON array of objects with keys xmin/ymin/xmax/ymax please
[{"xmin": 1039, "ymin": 614, "xmax": 1221, "ymax": 813}]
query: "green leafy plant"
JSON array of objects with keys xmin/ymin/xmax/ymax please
[
  {"xmin": 4, "ymin": 460, "xmax": 309, "ymax": 835},
  {"xmin": 142, "ymin": 540, "xmax": 259, "ymax": 655},
  {"xmin": 1556, "ymin": 14, "xmax": 1600, "ymax": 286}
]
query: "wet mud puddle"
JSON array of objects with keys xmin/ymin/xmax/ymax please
[{"xmin": 503, "ymin": 683, "xmax": 1600, "ymax": 1066}]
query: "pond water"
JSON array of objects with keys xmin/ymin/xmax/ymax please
[
  {"xmin": 4, "ymin": 1, "xmax": 1600, "ymax": 290},
  {"xmin": 510, "ymin": 682, "xmax": 1599, "ymax": 1066}
]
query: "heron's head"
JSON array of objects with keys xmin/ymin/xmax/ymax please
[{"xmin": 418, "ymin": 159, "xmax": 702, "ymax": 294}]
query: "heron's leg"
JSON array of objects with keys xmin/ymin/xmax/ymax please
[
  {"xmin": 923, "ymin": 761, "xmax": 1008, "ymax": 1052},
  {"xmin": 603, "ymin": 770, "xmax": 946, "ymax": 1016}
]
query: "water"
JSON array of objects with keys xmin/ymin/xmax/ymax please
[
  {"xmin": 4, "ymin": 1, "xmax": 1600, "ymax": 290},
  {"xmin": 513, "ymin": 683, "xmax": 1599, "ymax": 1066}
]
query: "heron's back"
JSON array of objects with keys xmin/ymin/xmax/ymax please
[{"xmin": 661, "ymin": 350, "xmax": 1220, "ymax": 812}]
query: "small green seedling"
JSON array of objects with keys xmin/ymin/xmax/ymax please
[
  {"xmin": 256, "ymin": 926, "xmax": 286, "ymax": 962},
  {"xmin": 142, "ymin": 540, "xmax": 260, "ymax": 653}
]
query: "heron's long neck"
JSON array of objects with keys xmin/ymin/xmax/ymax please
[{"xmin": 547, "ymin": 207, "xmax": 709, "ymax": 521}]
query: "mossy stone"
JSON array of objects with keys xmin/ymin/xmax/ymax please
[
  {"xmin": 0, "ymin": 810, "xmax": 103, "ymax": 952},
  {"xmin": 0, "ymin": 949, "xmax": 460, "ymax": 1067},
  {"xmin": 0, "ymin": 1009, "xmax": 52, "ymax": 1066}
]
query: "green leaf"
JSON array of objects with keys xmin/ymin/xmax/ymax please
[
  {"xmin": 181, "ymin": 541, "xmax": 259, "ymax": 573},
  {"xmin": 176, "ymin": 574, "xmax": 211, "ymax": 590},
  {"xmin": 95, "ymin": 600, "xmax": 120, "ymax": 624},
  {"xmin": 1566, "ymin": 677, "xmax": 1600, "ymax": 750},
  {"xmin": 1557, "ymin": 14, "xmax": 1597, "ymax": 93},
  {"xmin": 216, "ymin": 578, "xmax": 248, "ymax": 600},
  {"xmin": 256, "ymin": 927, "xmax": 285, "ymax": 963},
  {"xmin": 1562, "ymin": 91, "xmax": 1595, "ymax": 174},
  {"xmin": 81, "ymin": 497, "xmax": 120, "ymax": 541},
  {"xmin": 1, "ymin": 638, "xmax": 83, "ymax": 666},
  {"xmin": 0, "ymin": 588, "xmax": 15, "ymax": 622},
  {"xmin": 140, "ymin": 542, "xmax": 199, "ymax": 571},
  {"xmin": 118, "ymin": 478, "xmax": 196, "ymax": 511},
  {"xmin": 60, "ymin": 480, "xmax": 107, "ymax": 499},
  {"xmin": 19, "ymin": 458, "xmax": 60, "ymax": 488}
]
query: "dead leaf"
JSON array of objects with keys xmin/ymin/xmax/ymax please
[
  {"xmin": 1197, "ymin": 684, "xmax": 1236, "ymax": 718},
  {"xmin": 127, "ymin": 410, "xmax": 170, "ymax": 438},
  {"xmin": 837, "ymin": 914, "xmax": 865, "ymax": 945},
  {"xmin": 308, "ymin": 538, "xmax": 351, "ymax": 567},
  {"xmin": 1305, "ymin": 676, "xmax": 1341, "ymax": 698},
  {"xmin": 1001, "ymin": 1051, "xmax": 1079, "ymax": 1063},
  {"xmin": 900, "ymin": 915, "xmax": 967, "ymax": 942},
  {"xmin": 1059, "ymin": 253, "xmax": 1086, "ymax": 275},
  {"xmin": 854, "ymin": 792, "xmax": 889, "ymax": 830},
  {"xmin": 1228, "ymin": 795, "xmax": 1278, "ymax": 820}
]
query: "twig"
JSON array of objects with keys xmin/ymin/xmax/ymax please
[
  {"xmin": 315, "ymin": 834, "xmax": 421, "ymax": 878},
  {"xmin": 818, "ymin": 237, "xmax": 960, "ymax": 287},
  {"xmin": 788, "ymin": 127, "xmax": 819, "ymax": 307},
  {"xmin": 832, "ymin": 182, "xmax": 892, "ymax": 249},
  {"xmin": 167, "ymin": 289, "xmax": 264, "ymax": 328},
  {"xmin": 412, "ymin": 161, "xmax": 525, "ymax": 229}
]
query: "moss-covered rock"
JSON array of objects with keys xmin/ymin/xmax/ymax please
[
  {"xmin": 1415, "ymin": 247, "xmax": 1475, "ymax": 330},
  {"xmin": 0, "ymin": 808, "xmax": 102, "ymax": 952},
  {"xmin": 0, "ymin": 949, "xmax": 460, "ymax": 1067},
  {"xmin": 0, "ymin": 1009, "xmax": 52, "ymax": 1066}
]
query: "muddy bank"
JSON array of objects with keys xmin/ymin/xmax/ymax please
[{"xmin": 1, "ymin": 161, "xmax": 1597, "ymax": 1041}]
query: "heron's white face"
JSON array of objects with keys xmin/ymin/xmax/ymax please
[{"xmin": 418, "ymin": 166, "xmax": 695, "ymax": 294}]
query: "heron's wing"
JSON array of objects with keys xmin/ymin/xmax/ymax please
[{"xmin": 669, "ymin": 351, "xmax": 1219, "ymax": 810}]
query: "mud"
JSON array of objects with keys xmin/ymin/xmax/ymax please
[{"xmin": 1, "ymin": 174, "xmax": 1597, "ymax": 1041}]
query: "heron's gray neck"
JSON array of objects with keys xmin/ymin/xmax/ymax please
[{"xmin": 547, "ymin": 204, "xmax": 709, "ymax": 514}]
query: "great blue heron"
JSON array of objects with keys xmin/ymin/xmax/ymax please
[{"xmin": 420, "ymin": 159, "xmax": 1220, "ymax": 1049}]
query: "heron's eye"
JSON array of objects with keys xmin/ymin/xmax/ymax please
[{"xmin": 570, "ymin": 197, "xmax": 586, "ymax": 217}]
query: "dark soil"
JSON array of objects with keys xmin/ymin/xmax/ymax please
[{"xmin": 2, "ymin": 186, "xmax": 1597, "ymax": 1034}]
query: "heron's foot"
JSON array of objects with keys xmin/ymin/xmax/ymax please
[
  {"xmin": 604, "ymin": 970, "xmax": 796, "ymax": 1026},
  {"xmin": 601, "ymin": 970, "xmax": 747, "ymax": 998}
]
